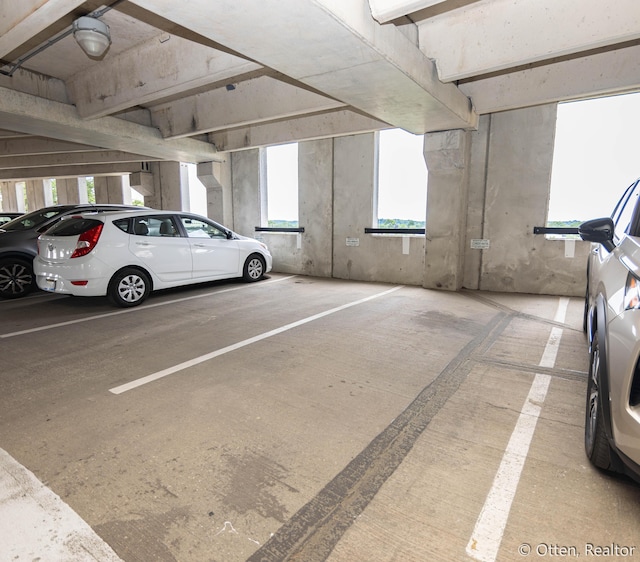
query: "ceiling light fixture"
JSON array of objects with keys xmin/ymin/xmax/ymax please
[{"xmin": 73, "ymin": 16, "xmax": 111, "ymax": 58}]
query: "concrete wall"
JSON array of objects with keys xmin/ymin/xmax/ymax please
[
  {"xmin": 232, "ymin": 135, "xmax": 426, "ymax": 284},
  {"xmin": 461, "ymin": 105, "xmax": 590, "ymax": 296},
  {"xmin": 224, "ymin": 103, "xmax": 590, "ymax": 297},
  {"xmin": 332, "ymin": 134, "xmax": 425, "ymax": 285},
  {"xmin": 257, "ymin": 139, "xmax": 334, "ymax": 277}
]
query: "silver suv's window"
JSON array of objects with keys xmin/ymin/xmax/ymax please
[{"xmin": 612, "ymin": 179, "xmax": 640, "ymax": 242}]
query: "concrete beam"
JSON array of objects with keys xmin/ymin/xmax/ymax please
[
  {"xmin": 68, "ymin": 33, "xmax": 264, "ymax": 119},
  {"xmin": 152, "ymin": 76, "xmax": 347, "ymax": 139},
  {"xmin": 460, "ymin": 43, "xmax": 640, "ymax": 114},
  {"xmin": 0, "ymin": 162, "xmax": 150, "ymax": 181},
  {"xmin": 0, "ymin": 0, "xmax": 84, "ymax": 58},
  {"xmin": 0, "ymin": 86, "xmax": 220, "ymax": 163},
  {"xmin": 0, "ymin": 137, "xmax": 103, "ymax": 156},
  {"xmin": 129, "ymin": 171, "xmax": 155, "ymax": 197},
  {"xmin": 128, "ymin": 0, "xmax": 477, "ymax": 134},
  {"xmin": 0, "ymin": 150, "xmax": 160, "ymax": 170},
  {"xmin": 0, "ymin": 70, "xmax": 69, "ymax": 104},
  {"xmin": 209, "ymin": 109, "xmax": 389, "ymax": 152},
  {"xmin": 419, "ymin": 0, "xmax": 640, "ymax": 81},
  {"xmin": 368, "ymin": 0, "xmax": 447, "ymax": 23}
]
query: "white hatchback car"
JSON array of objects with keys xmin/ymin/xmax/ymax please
[{"xmin": 34, "ymin": 210, "xmax": 272, "ymax": 307}]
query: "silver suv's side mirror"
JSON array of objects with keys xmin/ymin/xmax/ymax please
[{"xmin": 579, "ymin": 217, "xmax": 615, "ymax": 252}]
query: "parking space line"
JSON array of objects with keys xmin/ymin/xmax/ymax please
[
  {"xmin": 0, "ymin": 447, "xmax": 123, "ymax": 561},
  {"xmin": 110, "ymin": 285, "xmax": 404, "ymax": 395},
  {"xmin": 466, "ymin": 297, "xmax": 569, "ymax": 562},
  {"xmin": 0, "ymin": 276, "xmax": 296, "ymax": 339}
]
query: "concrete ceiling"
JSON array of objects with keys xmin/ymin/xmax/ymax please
[{"xmin": 0, "ymin": 0, "xmax": 639, "ymax": 180}]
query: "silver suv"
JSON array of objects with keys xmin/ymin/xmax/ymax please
[{"xmin": 579, "ymin": 178, "xmax": 640, "ymax": 481}]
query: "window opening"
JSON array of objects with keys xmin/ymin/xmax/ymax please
[
  {"xmin": 376, "ymin": 129, "xmax": 427, "ymax": 230},
  {"xmin": 266, "ymin": 143, "xmax": 299, "ymax": 228},
  {"xmin": 548, "ymin": 92, "xmax": 640, "ymax": 238}
]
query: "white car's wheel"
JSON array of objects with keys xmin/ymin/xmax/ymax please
[
  {"xmin": 243, "ymin": 254, "xmax": 265, "ymax": 282},
  {"xmin": 108, "ymin": 268, "xmax": 151, "ymax": 307}
]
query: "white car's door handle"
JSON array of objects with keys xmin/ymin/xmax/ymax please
[
  {"xmin": 136, "ymin": 242, "xmax": 151, "ymax": 246},
  {"xmin": 194, "ymin": 243, "xmax": 206, "ymax": 247}
]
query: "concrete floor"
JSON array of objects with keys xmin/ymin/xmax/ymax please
[{"xmin": 1, "ymin": 274, "xmax": 639, "ymax": 562}]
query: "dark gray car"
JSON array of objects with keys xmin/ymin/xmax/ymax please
[
  {"xmin": 0, "ymin": 212, "xmax": 22, "ymax": 226},
  {"xmin": 0, "ymin": 204, "xmax": 144, "ymax": 299}
]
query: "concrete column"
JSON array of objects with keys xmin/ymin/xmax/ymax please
[
  {"xmin": 230, "ymin": 149, "xmax": 263, "ymax": 236},
  {"xmin": 197, "ymin": 159, "xmax": 232, "ymax": 224},
  {"xmin": 0, "ymin": 181, "xmax": 23, "ymax": 212},
  {"xmin": 332, "ymin": 133, "xmax": 377, "ymax": 281},
  {"xmin": 478, "ymin": 104, "xmax": 566, "ymax": 293},
  {"xmin": 423, "ymin": 129, "xmax": 472, "ymax": 290},
  {"xmin": 94, "ymin": 176, "xmax": 132, "ymax": 204},
  {"xmin": 463, "ymin": 114, "xmax": 491, "ymax": 290},
  {"xmin": 298, "ymin": 139, "xmax": 333, "ymax": 277},
  {"xmin": 56, "ymin": 177, "xmax": 89, "ymax": 204},
  {"xmin": 25, "ymin": 179, "xmax": 55, "ymax": 211},
  {"xmin": 143, "ymin": 162, "xmax": 188, "ymax": 211}
]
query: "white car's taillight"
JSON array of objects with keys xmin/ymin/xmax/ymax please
[
  {"xmin": 624, "ymin": 272, "xmax": 640, "ymax": 310},
  {"xmin": 71, "ymin": 223, "xmax": 104, "ymax": 258}
]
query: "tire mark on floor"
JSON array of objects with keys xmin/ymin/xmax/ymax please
[{"xmin": 248, "ymin": 311, "xmax": 512, "ymax": 562}]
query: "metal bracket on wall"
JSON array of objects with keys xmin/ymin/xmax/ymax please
[
  {"xmin": 255, "ymin": 227, "xmax": 305, "ymax": 233},
  {"xmin": 364, "ymin": 228, "xmax": 425, "ymax": 234},
  {"xmin": 533, "ymin": 226, "xmax": 579, "ymax": 235}
]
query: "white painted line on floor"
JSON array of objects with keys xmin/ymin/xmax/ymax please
[
  {"xmin": 110, "ymin": 285, "xmax": 404, "ymax": 395},
  {"xmin": 1, "ymin": 275, "xmax": 296, "ymax": 339},
  {"xmin": 0, "ymin": 447, "xmax": 123, "ymax": 561},
  {"xmin": 466, "ymin": 297, "xmax": 569, "ymax": 562}
]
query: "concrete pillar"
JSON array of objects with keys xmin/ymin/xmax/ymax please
[
  {"xmin": 0, "ymin": 181, "xmax": 23, "ymax": 212},
  {"xmin": 25, "ymin": 179, "xmax": 54, "ymax": 211},
  {"xmin": 230, "ymin": 149, "xmax": 264, "ymax": 236},
  {"xmin": 477, "ymin": 104, "xmax": 562, "ymax": 293},
  {"xmin": 298, "ymin": 139, "xmax": 333, "ymax": 277},
  {"xmin": 56, "ymin": 177, "xmax": 89, "ymax": 204},
  {"xmin": 462, "ymin": 114, "xmax": 491, "ymax": 290},
  {"xmin": 332, "ymin": 133, "xmax": 377, "ymax": 281},
  {"xmin": 94, "ymin": 175, "xmax": 132, "ymax": 204},
  {"xmin": 143, "ymin": 162, "xmax": 188, "ymax": 211},
  {"xmin": 423, "ymin": 129, "xmax": 472, "ymax": 290},
  {"xmin": 197, "ymin": 159, "xmax": 232, "ymax": 224}
]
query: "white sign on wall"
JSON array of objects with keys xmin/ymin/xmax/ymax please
[{"xmin": 470, "ymin": 239, "xmax": 490, "ymax": 250}]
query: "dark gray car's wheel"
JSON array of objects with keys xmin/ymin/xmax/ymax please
[
  {"xmin": 243, "ymin": 254, "xmax": 265, "ymax": 282},
  {"xmin": 108, "ymin": 268, "xmax": 151, "ymax": 307},
  {"xmin": 585, "ymin": 330, "xmax": 613, "ymax": 470},
  {"xmin": 0, "ymin": 258, "xmax": 35, "ymax": 299}
]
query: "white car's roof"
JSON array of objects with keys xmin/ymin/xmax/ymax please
[{"xmin": 69, "ymin": 209, "xmax": 205, "ymax": 219}]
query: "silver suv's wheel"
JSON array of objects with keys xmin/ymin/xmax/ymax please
[
  {"xmin": 0, "ymin": 258, "xmax": 34, "ymax": 299},
  {"xmin": 585, "ymin": 330, "xmax": 613, "ymax": 470}
]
